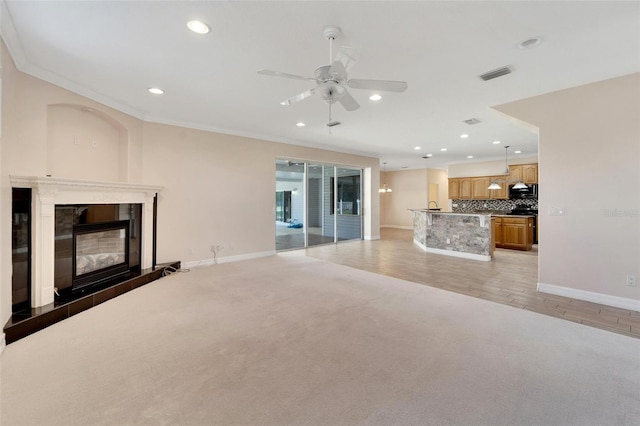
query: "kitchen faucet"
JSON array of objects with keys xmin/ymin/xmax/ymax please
[{"xmin": 428, "ymin": 201, "xmax": 439, "ymax": 209}]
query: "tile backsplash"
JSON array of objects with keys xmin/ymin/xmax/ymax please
[{"xmin": 451, "ymin": 199, "xmax": 538, "ymax": 214}]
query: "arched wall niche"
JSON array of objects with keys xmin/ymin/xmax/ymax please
[{"xmin": 46, "ymin": 104, "xmax": 130, "ymax": 182}]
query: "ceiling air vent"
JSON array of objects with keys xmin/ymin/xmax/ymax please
[
  {"xmin": 479, "ymin": 65, "xmax": 512, "ymax": 81},
  {"xmin": 463, "ymin": 118, "xmax": 481, "ymax": 125}
]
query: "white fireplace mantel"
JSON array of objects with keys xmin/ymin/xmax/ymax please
[{"xmin": 10, "ymin": 176, "xmax": 162, "ymax": 308}]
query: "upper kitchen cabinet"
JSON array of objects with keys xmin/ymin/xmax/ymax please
[
  {"xmin": 509, "ymin": 164, "xmax": 538, "ymax": 184},
  {"xmin": 448, "ymin": 178, "xmax": 460, "ymax": 199},
  {"xmin": 472, "ymin": 177, "xmax": 491, "ymax": 199},
  {"xmin": 489, "ymin": 176, "xmax": 508, "ymax": 199},
  {"xmin": 447, "ymin": 163, "xmax": 537, "ymax": 199},
  {"xmin": 448, "ymin": 178, "xmax": 472, "ymax": 199},
  {"xmin": 460, "ymin": 178, "xmax": 472, "ymax": 199}
]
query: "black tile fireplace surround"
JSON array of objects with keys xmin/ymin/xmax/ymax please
[{"xmin": 4, "ymin": 261, "xmax": 180, "ymax": 344}]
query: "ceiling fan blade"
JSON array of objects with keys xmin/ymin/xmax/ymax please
[
  {"xmin": 333, "ymin": 47, "xmax": 358, "ymax": 74},
  {"xmin": 280, "ymin": 89, "xmax": 315, "ymax": 106},
  {"xmin": 257, "ymin": 69, "xmax": 311, "ymax": 81},
  {"xmin": 338, "ymin": 90, "xmax": 360, "ymax": 111},
  {"xmin": 348, "ymin": 79, "xmax": 408, "ymax": 92}
]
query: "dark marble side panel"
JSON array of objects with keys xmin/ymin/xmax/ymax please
[{"xmin": 4, "ymin": 261, "xmax": 180, "ymax": 344}]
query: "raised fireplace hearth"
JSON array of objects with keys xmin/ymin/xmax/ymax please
[{"xmin": 10, "ymin": 176, "xmax": 162, "ymax": 309}]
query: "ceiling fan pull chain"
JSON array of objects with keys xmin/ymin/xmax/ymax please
[{"xmin": 329, "ymin": 35, "xmax": 333, "ymax": 65}]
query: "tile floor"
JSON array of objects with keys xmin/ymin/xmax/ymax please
[{"xmin": 300, "ymin": 228, "xmax": 640, "ymax": 339}]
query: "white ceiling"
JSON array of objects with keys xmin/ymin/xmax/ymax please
[{"xmin": 2, "ymin": 1, "xmax": 639, "ymax": 170}]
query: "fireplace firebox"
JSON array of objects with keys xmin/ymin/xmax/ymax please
[
  {"xmin": 54, "ymin": 203, "xmax": 142, "ymax": 299},
  {"xmin": 72, "ymin": 220, "xmax": 130, "ymax": 291}
]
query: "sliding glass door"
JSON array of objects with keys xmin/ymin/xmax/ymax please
[
  {"xmin": 334, "ymin": 167, "xmax": 363, "ymax": 243},
  {"xmin": 276, "ymin": 159, "xmax": 362, "ymax": 251},
  {"xmin": 275, "ymin": 160, "xmax": 305, "ymax": 251}
]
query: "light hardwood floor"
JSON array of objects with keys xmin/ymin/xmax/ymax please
[{"xmin": 300, "ymin": 228, "xmax": 640, "ymax": 339}]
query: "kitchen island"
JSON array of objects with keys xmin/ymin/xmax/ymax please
[{"xmin": 410, "ymin": 209, "xmax": 493, "ymax": 261}]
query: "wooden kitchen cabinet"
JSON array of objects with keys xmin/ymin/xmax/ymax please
[
  {"xmin": 489, "ymin": 176, "xmax": 508, "ymax": 199},
  {"xmin": 508, "ymin": 164, "xmax": 538, "ymax": 184},
  {"xmin": 492, "ymin": 216, "xmax": 533, "ymax": 251},
  {"xmin": 459, "ymin": 178, "xmax": 472, "ymax": 199},
  {"xmin": 472, "ymin": 177, "xmax": 491, "ymax": 199},
  {"xmin": 448, "ymin": 178, "xmax": 460, "ymax": 199},
  {"xmin": 522, "ymin": 164, "xmax": 538, "ymax": 184},
  {"xmin": 447, "ymin": 163, "xmax": 537, "ymax": 199},
  {"xmin": 493, "ymin": 217, "xmax": 503, "ymax": 247}
]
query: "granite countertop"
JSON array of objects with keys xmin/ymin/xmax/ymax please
[
  {"xmin": 491, "ymin": 214, "xmax": 536, "ymax": 218},
  {"xmin": 409, "ymin": 209, "xmax": 492, "ymax": 216}
]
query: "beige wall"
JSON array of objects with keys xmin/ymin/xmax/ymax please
[
  {"xmin": 0, "ymin": 43, "xmax": 380, "ymax": 339},
  {"xmin": 141, "ymin": 122, "xmax": 379, "ymax": 263},
  {"xmin": 495, "ymin": 73, "xmax": 640, "ymax": 306},
  {"xmin": 427, "ymin": 168, "xmax": 448, "ymax": 208},
  {"xmin": 380, "ymin": 168, "xmax": 448, "ymax": 228}
]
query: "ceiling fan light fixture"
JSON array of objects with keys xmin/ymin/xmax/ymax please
[{"xmin": 369, "ymin": 94, "xmax": 382, "ymax": 101}]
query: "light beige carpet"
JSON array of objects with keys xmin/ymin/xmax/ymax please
[{"xmin": 1, "ymin": 254, "xmax": 639, "ymax": 425}]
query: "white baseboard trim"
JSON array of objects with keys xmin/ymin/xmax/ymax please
[
  {"xmin": 538, "ymin": 282, "xmax": 640, "ymax": 312},
  {"xmin": 413, "ymin": 239, "xmax": 491, "ymax": 262},
  {"xmin": 381, "ymin": 225, "xmax": 413, "ymax": 230},
  {"xmin": 182, "ymin": 250, "xmax": 276, "ymax": 269},
  {"xmin": 365, "ymin": 235, "xmax": 380, "ymax": 241}
]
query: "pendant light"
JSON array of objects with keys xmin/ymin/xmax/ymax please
[
  {"xmin": 488, "ymin": 146, "xmax": 510, "ymax": 190},
  {"xmin": 487, "ymin": 145, "xmax": 529, "ymax": 190},
  {"xmin": 379, "ymin": 162, "xmax": 392, "ymax": 193}
]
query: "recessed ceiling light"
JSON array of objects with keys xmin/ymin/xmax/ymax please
[
  {"xmin": 414, "ymin": 146, "xmax": 421, "ymax": 150},
  {"xmin": 493, "ymin": 140, "xmax": 501, "ymax": 144},
  {"xmin": 296, "ymin": 122, "xmax": 306, "ymax": 127},
  {"xmin": 148, "ymin": 87, "xmax": 164, "ymax": 95},
  {"xmin": 187, "ymin": 20, "xmax": 210, "ymax": 34},
  {"xmin": 440, "ymin": 148, "xmax": 447, "ymax": 152},
  {"xmin": 460, "ymin": 134, "xmax": 469, "ymax": 139},
  {"xmin": 518, "ymin": 36, "xmax": 543, "ymax": 50},
  {"xmin": 514, "ymin": 150, "xmax": 522, "ymax": 154},
  {"xmin": 369, "ymin": 94, "xmax": 382, "ymax": 101},
  {"xmin": 425, "ymin": 154, "xmax": 433, "ymax": 157},
  {"xmin": 467, "ymin": 155, "xmax": 474, "ymax": 159}
]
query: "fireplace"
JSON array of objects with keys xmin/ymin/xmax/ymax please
[
  {"xmin": 53, "ymin": 203, "xmax": 141, "ymax": 298},
  {"xmin": 72, "ymin": 220, "xmax": 130, "ymax": 292},
  {"xmin": 10, "ymin": 176, "xmax": 161, "ymax": 309}
]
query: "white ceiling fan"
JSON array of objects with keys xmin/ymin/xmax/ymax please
[{"xmin": 257, "ymin": 25, "xmax": 408, "ymax": 123}]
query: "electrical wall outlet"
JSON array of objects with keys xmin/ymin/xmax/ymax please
[
  {"xmin": 446, "ymin": 238, "xmax": 451, "ymax": 244},
  {"xmin": 626, "ymin": 275, "xmax": 637, "ymax": 287}
]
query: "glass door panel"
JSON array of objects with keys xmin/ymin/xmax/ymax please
[
  {"xmin": 308, "ymin": 163, "xmax": 335, "ymax": 247},
  {"xmin": 335, "ymin": 167, "xmax": 363, "ymax": 242},
  {"xmin": 275, "ymin": 159, "xmax": 305, "ymax": 251}
]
